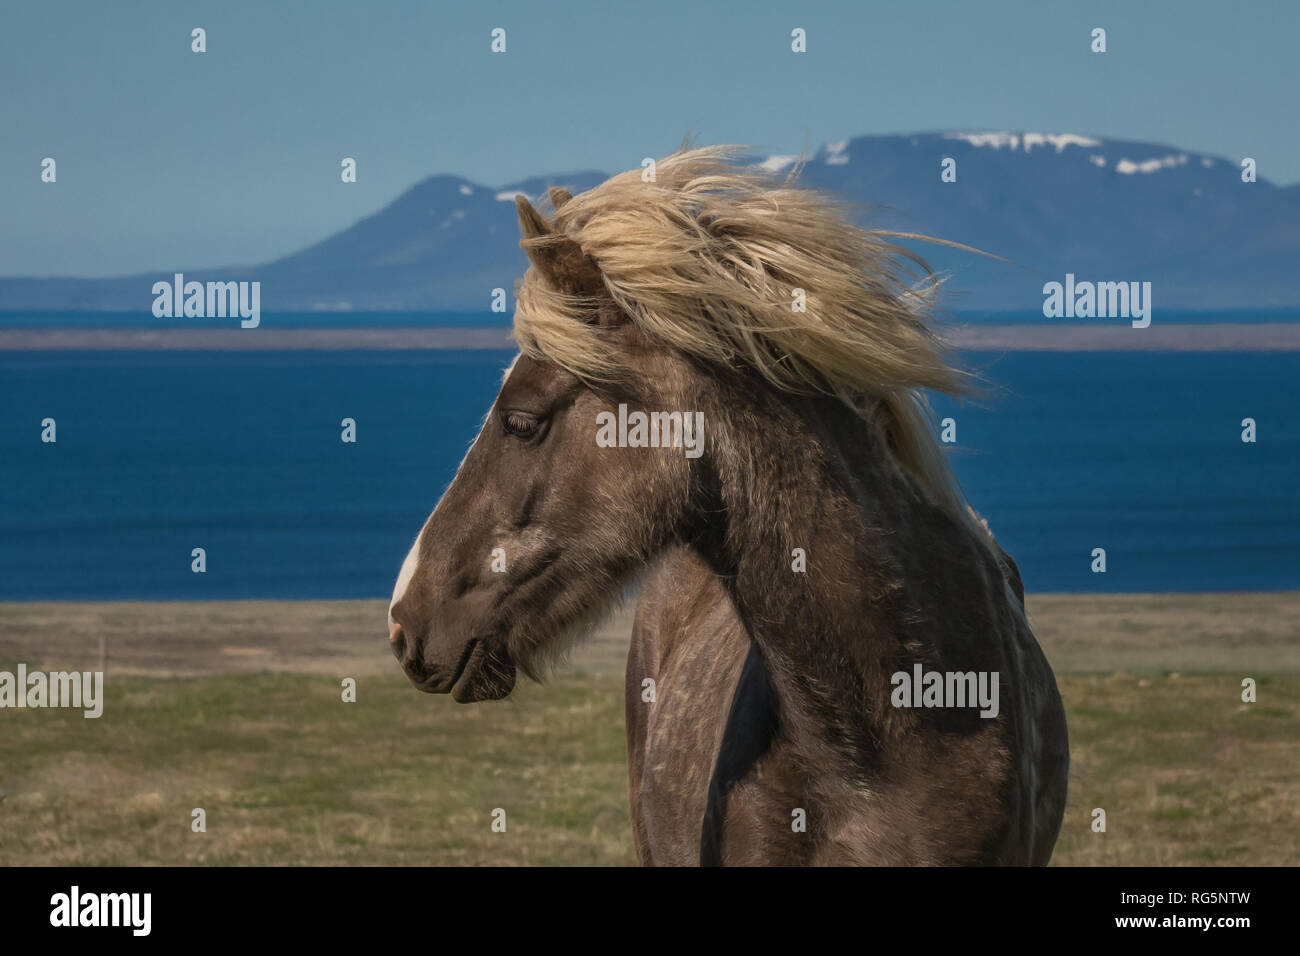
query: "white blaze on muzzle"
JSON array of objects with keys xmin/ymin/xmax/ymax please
[
  {"xmin": 389, "ymin": 355, "xmax": 515, "ymax": 643},
  {"xmin": 389, "ymin": 536, "xmax": 420, "ymax": 641}
]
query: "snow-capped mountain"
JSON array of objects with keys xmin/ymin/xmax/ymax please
[{"xmin": 3, "ymin": 133, "xmax": 1297, "ymax": 313}]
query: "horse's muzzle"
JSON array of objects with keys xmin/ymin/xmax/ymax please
[{"xmin": 389, "ymin": 625, "xmax": 516, "ymax": 701}]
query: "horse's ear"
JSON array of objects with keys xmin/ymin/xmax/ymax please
[
  {"xmin": 547, "ymin": 186, "xmax": 572, "ymax": 211},
  {"xmin": 515, "ymin": 195, "xmax": 603, "ymax": 296},
  {"xmin": 515, "ymin": 195, "xmax": 552, "ymax": 241}
]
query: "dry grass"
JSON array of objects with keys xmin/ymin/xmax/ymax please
[
  {"xmin": 0, "ymin": 593, "xmax": 1296, "ymax": 865},
  {"xmin": 0, "ymin": 670, "xmax": 634, "ymax": 866},
  {"xmin": 1053, "ymin": 673, "xmax": 1297, "ymax": 865}
]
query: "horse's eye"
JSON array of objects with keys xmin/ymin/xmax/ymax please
[{"xmin": 502, "ymin": 411, "xmax": 542, "ymax": 439}]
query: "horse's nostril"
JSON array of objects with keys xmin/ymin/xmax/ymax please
[{"xmin": 389, "ymin": 623, "xmax": 406, "ymax": 660}]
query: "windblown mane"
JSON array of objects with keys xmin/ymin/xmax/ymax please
[{"xmin": 512, "ymin": 145, "xmax": 983, "ymax": 536}]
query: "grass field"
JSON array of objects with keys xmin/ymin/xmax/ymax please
[{"xmin": 1, "ymin": 594, "xmax": 1297, "ymax": 866}]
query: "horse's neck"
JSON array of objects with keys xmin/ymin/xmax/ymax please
[{"xmin": 700, "ymin": 389, "xmax": 914, "ymax": 750}]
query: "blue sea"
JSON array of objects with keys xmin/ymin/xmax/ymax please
[{"xmin": 0, "ymin": 347, "xmax": 1297, "ymax": 599}]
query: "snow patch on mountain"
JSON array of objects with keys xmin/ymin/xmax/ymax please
[
  {"xmin": 757, "ymin": 154, "xmax": 799, "ymax": 173},
  {"xmin": 945, "ymin": 131, "xmax": 1102, "ymax": 153},
  {"xmin": 1116, "ymin": 154, "xmax": 1189, "ymax": 175},
  {"xmin": 824, "ymin": 139, "xmax": 850, "ymax": 165}
]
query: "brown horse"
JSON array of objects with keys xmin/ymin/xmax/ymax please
[{"xmin": 387, "ymin": 147, "xmax": 1069, "ymax": 865}]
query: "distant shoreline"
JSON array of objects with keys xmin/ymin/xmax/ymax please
[{"xmin": 2, "ymin": 323, "xmax": 1300, "ymax": 351}]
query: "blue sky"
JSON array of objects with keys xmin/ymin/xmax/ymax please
[{"xmin": 2, "ymin": 0, "xmax": 1295, "ymax": 276}]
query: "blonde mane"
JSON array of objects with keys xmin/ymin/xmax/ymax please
[{"xmin": 512, "ymin": 145, "xmax": 984, "ymax": 534}]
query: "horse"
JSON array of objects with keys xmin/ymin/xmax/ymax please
[{"xmin": 386, "ymin": 146, "xmax": 1069, "ymax": 865}]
